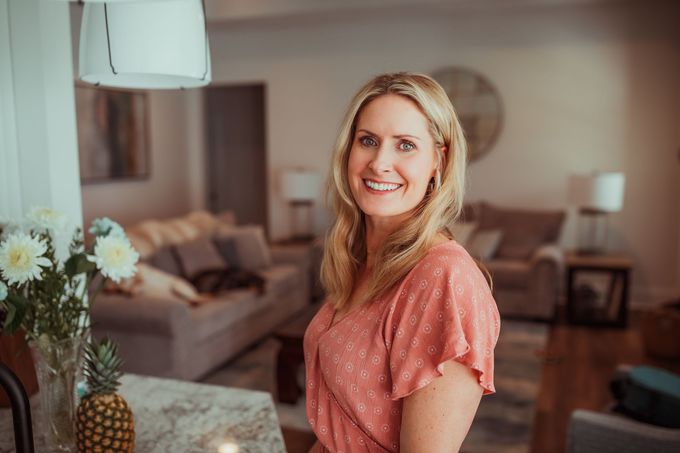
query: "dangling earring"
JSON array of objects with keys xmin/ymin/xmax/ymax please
[{"xmin": 428, "ymin": 169, "xmax": 441, "ymax": 192}]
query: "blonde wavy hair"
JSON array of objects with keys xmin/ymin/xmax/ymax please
[{"xmin": 321, "ymin": 72, "xmax": 468, "ymax": 311}]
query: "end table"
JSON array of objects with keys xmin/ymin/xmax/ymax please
[{"xmin": 565, "ymin": 252, "xmax": 633, "ymax": 328}]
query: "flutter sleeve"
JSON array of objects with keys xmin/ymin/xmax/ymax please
[{"xmin": 384, "ymin": 245, "xmax": 500, "ymax": 400}]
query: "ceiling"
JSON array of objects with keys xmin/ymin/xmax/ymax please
[{"xmin": 204, "ymin": 0, "xmax": 638, "ymax": 24}]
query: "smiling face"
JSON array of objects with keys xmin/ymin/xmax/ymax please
[{"xmin": 347, "ymin": 94, "xmax": 440, "ymax": 230}]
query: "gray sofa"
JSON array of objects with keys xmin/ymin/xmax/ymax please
[
  {"xmin": 91, "ymin": 212, "xmax": 313, "ymax": 381},
  {"xmin": 459, "ymin": 202, "xmax": 566, "ymax": 321}
]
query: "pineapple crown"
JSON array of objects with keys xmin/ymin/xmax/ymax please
[{"xmin": 83, "ymin": 337, "xmax": 124, "ymax": 396}]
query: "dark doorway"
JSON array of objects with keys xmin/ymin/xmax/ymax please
[{"xmin": 204, "ymin": 84, "xmax": 267, "ymax": 235}]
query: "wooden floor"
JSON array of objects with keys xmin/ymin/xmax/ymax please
[{"xmin": 530, "ymin": 312, "xmax": 680, "ymax": 453}]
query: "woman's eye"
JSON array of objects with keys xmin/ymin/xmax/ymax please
[
  {"xmin": 399, "ymin": 141, "xmax": 416, "ymax": 151},
  {"xmin": 359, "ymin": 136, "xmax": 377, "ymax": 147}
]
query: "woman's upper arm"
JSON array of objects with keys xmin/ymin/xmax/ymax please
[{"xmin": 399, "ymin": 358, "xmax": 484, "ymax": 453}]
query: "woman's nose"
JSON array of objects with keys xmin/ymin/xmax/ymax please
[{"xmin": 368, "ymin": 146, "xmax": 394, "ymax": 173}]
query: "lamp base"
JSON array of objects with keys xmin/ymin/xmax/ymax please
[
  {"xmin": 289, "ymin": 201, "xmax": 314, "ymax": 241},
  {"xmin": 577, "ymin": 209, "xmax": 609, "ymax": 256}
]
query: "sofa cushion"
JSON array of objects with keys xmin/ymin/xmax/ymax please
[
  {"xmin": 478, "ymin": 202, "xmax": 565, "ymax": 260},
  {"xmin": 172, "ymin": 237, "xmax": 228, "ymax": 279},
  {"xmin": 215, "ymin": 225, "xmax": 272, "ymax": 270},
  {"xmin": 486, "ymin": 259, "xmax": 531, "ymax": 289},
  {"xmin": 189, "ymin": 290, "xmax": 269, "ymax": 342}
]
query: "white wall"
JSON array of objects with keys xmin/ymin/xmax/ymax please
[
  {"xmin": 201, "ymin": 2, "xmax": 680, "ymax": 303},
  {"xmin": 80, "ymin": 91, "xmax": 194, "ymax": 228}
]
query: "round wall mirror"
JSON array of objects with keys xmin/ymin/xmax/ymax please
[{"xmin": 432, "ymin": 68, "xmax": 503, "ymax": 162}]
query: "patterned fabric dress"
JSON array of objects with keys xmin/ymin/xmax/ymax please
[{"xmin": 303, "ymin": 240, "xmax": 501, "ymax": 453}]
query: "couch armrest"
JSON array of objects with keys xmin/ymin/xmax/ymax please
[
  {"xmin": 567, "ymin": 409, "xmax": 680, "ymax": 453},
  {"xmin": 529, "ymin": 243, "xmax": 564, "ymax": 268},
  {"xmin": 90, "ymin": 293, "xmax": 193, "ymax": 338},
  {"xmin": 525, "ymin": 244, "xmax": 564, "ymax": 319}
]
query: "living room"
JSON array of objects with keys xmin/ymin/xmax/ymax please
[{"xmin": 1, "ymin": 0, "xmax": 679, "ymax": 452}]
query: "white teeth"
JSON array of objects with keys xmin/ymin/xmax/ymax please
[{"xmin": 364, "ymin": 180, "xmax": 401, "ymax": 191}]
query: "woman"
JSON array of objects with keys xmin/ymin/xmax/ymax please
[{"xmin": 304, "ymin": 72, "xmax": 500, "ymax": 453}]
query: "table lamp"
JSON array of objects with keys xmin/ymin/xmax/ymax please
[
  {"xmin": 281, "ymin": 169, "xmax": 321, "ymax": 241},
  {"xmin": 568, "ymin": 172, "xmax": 625, "ymax": 255}
]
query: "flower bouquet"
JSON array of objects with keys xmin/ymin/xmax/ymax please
[{"xmin": 0, "ymin": 208, "xmax": 139, "ymax": 452}]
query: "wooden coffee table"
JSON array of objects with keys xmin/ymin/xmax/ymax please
[{"xmin": 274, "ymin": 303, "xmax": 322, "ymax": 404}]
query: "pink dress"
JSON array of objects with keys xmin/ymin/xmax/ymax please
[{"xmin": 303, "ymin": 240, "xmax": 501, "ymax": 453}]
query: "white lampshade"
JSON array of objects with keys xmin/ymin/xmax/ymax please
[
  {"xmin": 79, "ymin": 0, "xmax": 211, "ymax": 89},
  {"xmin": 568, "ymin": 172, "xmax": 625, "ymax": 213},
  {"xmin": 281, "ymin": 169, "xmax": 321, "ymax": 202}
]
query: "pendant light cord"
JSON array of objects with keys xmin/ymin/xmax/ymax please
[
  {"xmin": 104, "ymin": 4, "xmax": 118, "ymax": 77},
  {"xmin": 201, "ymin": 0, "xmax": 209, "ymax": 82}
]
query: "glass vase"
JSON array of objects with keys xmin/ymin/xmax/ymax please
[{"xmin": 30, "ymin": 336, "xmax": 86, "ymax": 453}]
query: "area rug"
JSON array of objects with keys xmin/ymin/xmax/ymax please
[{"xmin": 201, "ymin": 319, "xmax": 548, "ymax": 453}]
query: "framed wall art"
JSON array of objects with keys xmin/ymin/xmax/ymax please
[{"xmin": 75, "ymin": 84, "xmax": 150, "ymax": 183}]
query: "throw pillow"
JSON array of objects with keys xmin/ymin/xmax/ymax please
[
  {"xmin": 213, "ymin": 236, "xmax": 241, "ymax": 267},
  {"xmin": 135, "ymin": 220, "xmax": 166, "ymax": 248},
  {"xmin": 449, "ymin": 221, "xmax": 478, "ymax": 247},
  {"xmin": 147, "ymin": 246, "xmax": 183, "ymax": 277},
  {"xmin": 215, "ymin": 225, "xmax": 272, "ymax": 271},
  {"xmin": 467, "ymin": 229, "xmax": 503, "ymax": 261},
  {"xmin": 124, "ymin": 229, "xmax": 156, "ymax": 260},
  {"xmin": 184, "ymin": 211, "xmax": 218, "ymax": 236},
  {"xmin": 164, "ymin": 219, "xmax": 201, "ymax": 244},
  {"xmin": 172, "ymin": 237, "xmax": 228, "ymax": 279},
  {"xmin": 478, "ymin": 202, "xmax": 565, "ymax": 260}
]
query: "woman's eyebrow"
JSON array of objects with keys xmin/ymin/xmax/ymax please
[{"xmin": 356, "ymin": 129, "xmax": 422, "ymax": 141}]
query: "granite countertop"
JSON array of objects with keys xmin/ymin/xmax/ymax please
[{"xmin": 0, "ymin": 374, "xmax": 286, "ymax": 453}]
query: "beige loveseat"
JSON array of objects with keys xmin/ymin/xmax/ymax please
[
  {"xmin": 457, "ymin": 202, "xmax": 566, "ymax": 321},
  {"xmin": 91, "ymin": 211, "xmax": 312, "ymax": 381}
]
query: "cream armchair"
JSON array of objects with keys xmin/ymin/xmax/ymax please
[{"xmin": 458, "ymin": 202, "xmax": 566, "ymax": 321}]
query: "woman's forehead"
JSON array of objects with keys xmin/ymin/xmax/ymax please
[{"xmin": 356, "ymin": 94, "xmax": 431, "ymax": 138}]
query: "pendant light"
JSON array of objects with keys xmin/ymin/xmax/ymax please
[{"xmin": 79, "ymin": 0, "xmax": 211, "ymax": 89}]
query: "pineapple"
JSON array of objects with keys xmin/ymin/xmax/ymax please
[{"xmin": 76, "ymin": 338, "xmax": 135, "ymax": 453}]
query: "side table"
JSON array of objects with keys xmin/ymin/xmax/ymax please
[
  {"xmin": 565, "ymin": 252, "xmax": 633, "ymax": 327},
  {"xmin": 274, "ymin": 303, "xmax": 322, "ymax": 404},
  {"xmin": 271, "ymin": 237, "xmax": 325, "ymax": 302}
]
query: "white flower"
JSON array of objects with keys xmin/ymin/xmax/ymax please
[
  {"xmin": 89, "ymin": 236, "xmax": 139, "ymax": 283},
  {"xmin": 26, "ymin": 207, "xmax": 67, "ymax": 232},
  {"xmin": 0, "ymin": 232, "xmax": 52, "ymax": 285},
  {"xmin": 0, "ymin": 281, "xmax": 7, "ymax": 301},
  {"xmin": 89, "ymin": 217, "xmax": 125, "ymax": 239}
]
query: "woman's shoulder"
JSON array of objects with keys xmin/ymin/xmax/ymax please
[
  {"xmin": 418, "ymin": 238, "xmax": 472, "ymax": 268},
  {"xmin": 405, "ymin": 238, "xmax": 487, "ymax": 289}
]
